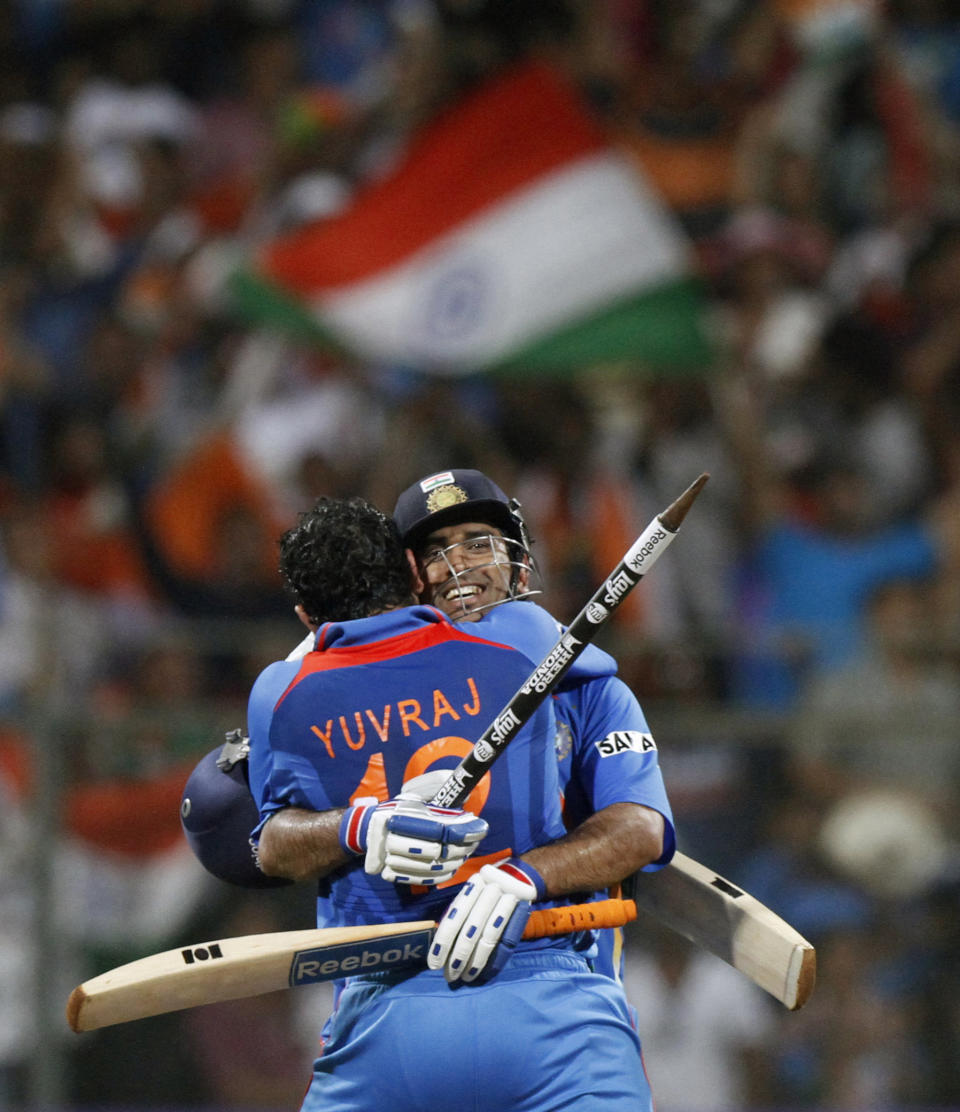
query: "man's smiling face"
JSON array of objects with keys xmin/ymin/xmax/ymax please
[{"xmin": 417, "ymin": 521, "xmax": 529, "ymax": 621}]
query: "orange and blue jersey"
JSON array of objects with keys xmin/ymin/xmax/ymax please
[
  {"xmin": 247, "ymin": 600, "xmax": 673, "ymax": 942},
  {"xmin": 247, "ymin": 600, "xmax": 672, "ymax": 1112}
]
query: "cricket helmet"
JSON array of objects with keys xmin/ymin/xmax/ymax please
[
  {"xmin": 180, "ymin": 743, "xmax": 292, "ymax": 889},
  {"xmin": 393, "ymin": 469, "xmax": 538, "ymax": 613},
  {"xmin": 393, "ymin": 469, "xmax": 531, "ymax": 552}
]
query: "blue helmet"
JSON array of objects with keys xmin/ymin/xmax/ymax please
[
  {"xmin": 393, "ymin": 469, "xmax": 531, "ymax": 553},
  {"xmin": 393, "ymin": 469, "xmax": 539, "ymax": 610},
  {"xmin": 180, "ymin": 741, "xmax": 292, "ymax": 889}
]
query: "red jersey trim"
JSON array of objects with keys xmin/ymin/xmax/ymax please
[{"xmin": 274, "ymin": 613, "xmax": 516, "ymax": 708}]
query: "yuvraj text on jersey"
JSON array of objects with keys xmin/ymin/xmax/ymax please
[{"xmin": 308, "ymin": 677, "xmax": 483, "ymax": 757}]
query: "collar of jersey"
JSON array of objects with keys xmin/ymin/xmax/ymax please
[{"xmin": 314, "ymin": 604, "xmax": 449, "ymax": 650}]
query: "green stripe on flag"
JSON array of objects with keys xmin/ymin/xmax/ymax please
[
  {"xmin": 488, "ymin": 278, "xmax": 715, "ymax": 378},
  {"xmin": 227, "ymin": 269, "xmax": 346, "ymax": 352},
  {"xmin": 229, "ymin": 268, "xmax": 714, "ymax": 378}
]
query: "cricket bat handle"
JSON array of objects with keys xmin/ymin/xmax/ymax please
[{"xmin": 524, "ymin": 897, "xmax": 636, "ymax": 938}]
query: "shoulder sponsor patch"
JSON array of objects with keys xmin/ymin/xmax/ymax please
[{"xmin": 594, "ymin": 731, "xmax": 656, "ymax": 757}]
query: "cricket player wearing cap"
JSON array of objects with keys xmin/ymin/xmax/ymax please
[
  {"xmin": 392, "ymin": 468, "xmax": 535, "ymax": 620},
  {"xmin": 182, "ymin": 473, "xmax": 675, "ymax": 1105},
  {"xmin": 391, "ymin": 470, "xmax": 672, "ymax": 990},
  {"xmin": 234, "ymin": 494, "xmax": 673, "ymax": 1111}
]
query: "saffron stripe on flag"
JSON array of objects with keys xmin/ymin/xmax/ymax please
[{"xmin": 236, "ymin": 58, "xmax": 715, "ymax": 376}]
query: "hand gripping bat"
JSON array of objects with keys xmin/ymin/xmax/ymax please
[
  {"xmin": 67, "ymin": 898, "xmax": 637, "ymax": 1032},
  {"xmin": 67, "ymin": 472, "xmax": 814, "ymax": 1031}
]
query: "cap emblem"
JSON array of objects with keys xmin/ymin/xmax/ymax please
[
  {"xmin": 425, "ymin": 484, "xmax": 469, "ymax": 513},
  {"xmin": 419, "ymin": 471, "xmax": 456, "ymax": 493}
]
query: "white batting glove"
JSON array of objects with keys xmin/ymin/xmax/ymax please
[
  {"xmin": 428, "ymin": 858, "xmax": 547, "ymax": 983},
  {"xmin": 400, "ymin": 768, "xmax": 454, "ymax": 803},
  {"xmin": 339, "ymin": 795, "xmax": 488, "ymax": 885}
]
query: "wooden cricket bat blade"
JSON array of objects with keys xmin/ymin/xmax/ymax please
[
  {"xmin": 633, "ymin": 852, "xmax": 816, "ymax": 1010},
  {"xmin": 67, "ymin": 897, "xmax": 637, "ymax": 1032},
  {"xmin": 67, "ymin": 921, "xmax": 435, "ymax": 1033}
]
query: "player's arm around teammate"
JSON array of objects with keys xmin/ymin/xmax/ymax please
[
  {"xmin": 393, "ymin": 471, "xmax": 675, "ymax": 983},
  {"xmin": 186, "ymin": 491, "xmax": 674, "ymax": 1111},
  {"xmin": 252, "ymin": 502, "xmax": 490, "ymax": 889}
]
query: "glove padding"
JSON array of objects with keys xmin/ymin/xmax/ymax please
[
  {"xmin": 339, "ymin": 795, "xmax": 488, "ymax": 885},
  {"xmin": 428, "ymin": 858, "xmax": 547, "ymax": 983},
  {"xmin": 400, "ymin": 768, "xmax": 455, "ymax": 804}
]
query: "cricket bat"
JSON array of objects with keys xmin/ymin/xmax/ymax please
[
  {"xmin": 67, "ymin": 898, "xmax": 637, "ymax": 1032},
  {"xmin": 67, "ymin": 853, "xmax": 816, "ymax": 1033},
  {"xmin": 430, "ymin": 473, "xmax": 710, "ymax": 809},
  {"xmin": 632, "ymin": 852, "xmax": 816, "ymax": 1010},
  {"xmin": 68, "ymin": 472, "xmax": 814, "ymax": 1029}
]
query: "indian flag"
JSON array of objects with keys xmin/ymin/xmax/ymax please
[{"xmin": 233, "ymin": 60, "xmax": 713, "ymax": 377}]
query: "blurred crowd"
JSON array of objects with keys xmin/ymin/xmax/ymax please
[{"xmin": 1, "ymin": 0, "xmax": 960, "ymax": 1109}]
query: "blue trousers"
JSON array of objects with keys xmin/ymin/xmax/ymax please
[{"xmin": 301, "ymin": 950, "xmax": 653, "ymax": 1111}]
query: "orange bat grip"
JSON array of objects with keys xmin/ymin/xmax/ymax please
[{"xmin": 522, "ymin": 898, "xmax": 637, "ymax": 939}]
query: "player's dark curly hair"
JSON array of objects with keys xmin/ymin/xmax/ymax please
[{"xmin": 279, "ymin": 496, "xmax": 414, "ymax": 624}]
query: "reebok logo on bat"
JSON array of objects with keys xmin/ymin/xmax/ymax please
[
  {"xmin": 594, "ymin": 731, "xmax": 656, "ymax": 757},
  {"xmin": 181, "ymin": 944, "xmax": 223, "ymax": 964},
  {"xmin": 290, "ymin": 933, "xmax": 432, "ymax": 985},
  {"xmin": 626, "ymin": 527, "xmax": 668, "ymax": 574}
]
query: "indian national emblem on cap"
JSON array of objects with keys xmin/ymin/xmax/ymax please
[{"xmin": 425, "ymin": 484, "xmax": 469, "ymax": 514}]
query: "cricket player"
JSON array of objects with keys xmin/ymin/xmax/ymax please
[
  {"xmin": 243, "ymin": 495, "xmax": 673, "ymax": 1110},
  {"xmin": 392, "ymin": 468, "xmax": 670, "ymax": 985},
  {"xmin": 182, "ymin": 470, "xmax": 673, "ymax": 986}
]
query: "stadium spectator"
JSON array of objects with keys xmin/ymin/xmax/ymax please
[{"xmin": 0, "ymin": 3, "xmax": 957, "ymax": 1106}]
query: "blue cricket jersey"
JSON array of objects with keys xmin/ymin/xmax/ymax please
[
  {"xmin": 247, "ymin": 601, "xmax": 674, "ymax": 947},
  {"xmin": 248, "ymin": 601, "xmax": 673, "ymax": 1112}
]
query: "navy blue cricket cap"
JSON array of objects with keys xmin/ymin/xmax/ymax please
[
  {"xmin": 393, "ymin": 469, "xmax": 523, "ymax": 550},
  {"xmin": 180, "ymin": 747, "xmax": 292, "ymax": 889}
]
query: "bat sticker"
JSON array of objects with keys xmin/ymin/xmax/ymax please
[
  {"xmin": 289, "ymin": 930, "xmax": 434, "ymax": 985},
  {"xmin": 181, "ymin": 945, "xmax": 224, "ymax": 964},
  {"xmin": 710, "ymin": 877, "xmax": 744, "ymax": 899}
]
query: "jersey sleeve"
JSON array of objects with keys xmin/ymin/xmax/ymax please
[
  {"xmin": 560, "ymin": 675, "xmax": 675, "ymax": 871},
  {"xmin": 476, "ymin": 601, "xmax": 618, "ymax": 682},
  {"xmin": 246, "ymin": 660, "xmax": 338, "ymax": 838}
]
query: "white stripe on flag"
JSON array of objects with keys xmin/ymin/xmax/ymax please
[{"xmin": 316, "ymin": 153, "xmax": 689, "ymax": 371}]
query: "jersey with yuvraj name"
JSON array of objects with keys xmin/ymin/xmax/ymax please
[
  {"xmin": 277, "ymin": 599, "xmax": 676, "ymax": 875},
  {"xmin": 248, "ymin": 601, "xmax": 563, "ymax": 937},
  {"xmin": 247, "ymin": 601, "xmax": 674, "ymax": 944}
]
